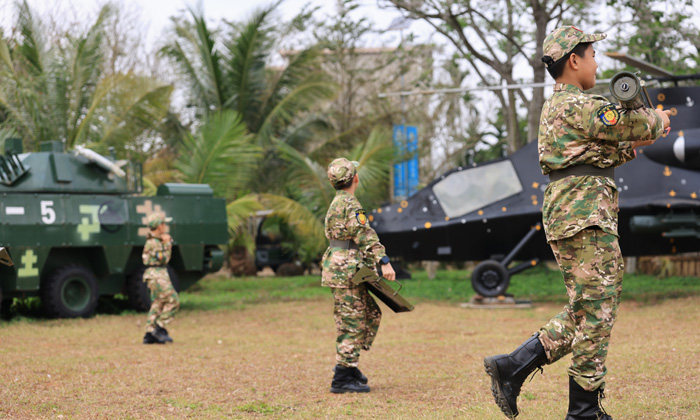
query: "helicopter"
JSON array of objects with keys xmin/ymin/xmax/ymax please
[{"xmin": 370, "ymin": 53, "xmax": 700, "ymax": 297}]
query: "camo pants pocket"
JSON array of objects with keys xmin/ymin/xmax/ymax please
[{"xmin": 553, "ymin": 228, "xmax": 623, "ymax": 301}]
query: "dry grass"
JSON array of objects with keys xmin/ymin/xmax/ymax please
[{"xmin": 1, "ymin": 295, "xmax": 699, "ymax": 419}]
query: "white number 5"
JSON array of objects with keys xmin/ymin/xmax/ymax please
[{"xmin": 41, "ymin": 200, "xmax": 56, "ymax": 224}]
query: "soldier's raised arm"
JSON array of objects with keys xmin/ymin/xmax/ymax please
[{"xmin": 578, "ymin": 98, "xmax": 665, "ymax": 143}]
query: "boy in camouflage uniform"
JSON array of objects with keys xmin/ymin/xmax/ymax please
[
  {"xmin": 484, "ymin": 26, "xmax": 671, "ymax": 419},
  {"xmin": 322, "ymin": 158, "xmax": 396, "ymax": 393},
  {"xmin": 142, "ymin": 211, "xmax": 180, "ymax": 345}
]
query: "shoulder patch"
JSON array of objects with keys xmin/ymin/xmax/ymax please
[
  {"xmin": 597, "ymin": 104, "xmax": 619, "ymax": 126},
  {"xmin": 355, "ymin": 209, "xmax": 368, "ymax": 225}
]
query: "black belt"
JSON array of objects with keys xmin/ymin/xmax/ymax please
[
  {"xmin": 329, "ymin": 239, "xmax": 359, "ymax": 250},
  {"xmin": 146, "ymin": 264, "xmax": 165, "ymax": 267},
  {"xmin": 548, "ymin": 165, "xmax": 615, "ymax": 183}
]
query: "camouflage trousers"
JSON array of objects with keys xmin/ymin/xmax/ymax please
[
  {"xmin": 538, "ymin": 227, "xmax": 624, "ymax": 392},
  {"xmin": 145, "ymin": 269, "xmax": 180, "ymax": 333},
  {"xmin": 332, "ymin": 283, "xmax": 382, "ymax": 368}
]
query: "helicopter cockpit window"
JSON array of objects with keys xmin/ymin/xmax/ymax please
[{"xmin": 432, "ymin": 160, "xmax": 523, "ymax": 218}]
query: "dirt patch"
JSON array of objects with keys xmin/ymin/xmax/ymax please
[{"xmin": 1, "ymin": 296, "xmax": 699, "ymax": 419}]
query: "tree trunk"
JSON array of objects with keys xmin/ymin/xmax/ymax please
[{"xmin": 528, "ymin": 6, "xmax": 549, "ymax": 144}]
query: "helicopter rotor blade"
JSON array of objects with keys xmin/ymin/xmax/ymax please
[
  {"xmin": 377, "ymin": 78, "xmax": 612, "ymax": 98},
  {"xmin": 604, "ymin": 52, "xmax": 675, "ymax": 78}
]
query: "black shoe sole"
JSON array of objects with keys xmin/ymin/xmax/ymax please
[
  {"xmin": 484, "ymin": 356, "xmax": 517, "ymax": 419},
  {"xmin": 330, "ymin": 386, "xmax": 370, "ymax": 394},
  {"xmin": 331, "ymin": 367, "xmax": 368, "ymax": 384}
]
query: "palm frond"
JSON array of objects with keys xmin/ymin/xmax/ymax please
[
  {"xmin": 189, "ymin": 7, "xmax": 225, "ymax": 109},
  {"xmin": 222, "ymin": 5, "xmax": 275, "ymax": 124},
  {"xmin": 275, "ymin": 140, "xmax": 335, "ymax": 217},
  {"xmin": 254, "ymin": 73, "xmax": 336, "ymax": 147},
  {"xmin": 0, "ymin": 37, "xmax": 14, "ymax": 71},
  {"xmin": 175, "ymin": 110, "xmax": 260, "ymax": 199},
  {"xmin": 160, "ymin": 38, "xmax": 210, "ymax": 111},
  {"xmin": 161, "ymin": 8, "xmax": 225, "ymax": 113},
  {"xmin": 90, "ymin": 75, "xmax": 173, "ymax": 152},
  {"xmin": 16, "ymin": 0, "xmax": 45, "ymax": 75},
  {"xmin": 258, "ymin": 192, "xmax": 326, "ymax": 254},
  {"xmin": 226, "ymin": 193, "xmax": 264, "ymax": 236},
  {"xmin": 141, "ymin": 176, "xmax": 157, "ymax": 196},
  {"xmin": 348, "ymin": 126, "xmax": 394, "ymax": 208},
  {"xmin": 63, "ymin": 4, "xmax": 113, "ymax": 143},
  {"xmin": 141, "ymin": 149, "xmax": 179, "ymax": 192},
  {"xmin": 277, "ymin": 112, "xmax": 334, "ymax": 151}
]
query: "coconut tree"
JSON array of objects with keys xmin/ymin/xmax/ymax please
[
  {"xmin": 162, "ymin": 5, "xmax": 331, "ymax": 259},
  {"xmin": 0, "ymin": 1, "xmax": 171, "ymax": 158},
  {"xmin": 163, "ymin": 4, "xmax": 396, "ymax": 268}
]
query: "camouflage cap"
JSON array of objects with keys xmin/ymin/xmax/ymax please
[
  {"xmin": 146, "ymin": 211, "xmax": 172, "ymax": 228},
  {"xmin": 327, "ymin": 158, "xmax": 359, "ymax": 187},
  {"xmin": 542, "ymin": 26, "xmax": 606, "ymax": 68}
]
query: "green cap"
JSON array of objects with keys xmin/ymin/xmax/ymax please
[
  {"xmin": 146, "ymin": 211, "xmax": 172, "ymax": 228},
  {"xmin": 327, "ymin": 158, "xmax": 359, "ymax": 187},
  {"xmin": 542, "ymin": 26, "xmax": 606, "ymax": 68}
]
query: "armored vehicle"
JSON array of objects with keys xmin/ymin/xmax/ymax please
[{"xmin": 0, "ymin": 139, "xmax": 227, "ymax": 318}]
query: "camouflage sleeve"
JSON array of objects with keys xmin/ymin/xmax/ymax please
[
  {"xmin": 142, "ymin": 238, "xmax": 156, "ymax": 265},
  {"xmin": 346, "ymin": 197, "xmax": 387, "ymax": 266},
  {"xmin": 162, "ymin": 237, "xmax": 173, "ymax": 264},
  {"xmin": 616, "ymin": 141, "xmax": 637, "ymax": 166},
  {"xmin": 580, "ymin": 97, "xmax": 663, "ymax": 143}
]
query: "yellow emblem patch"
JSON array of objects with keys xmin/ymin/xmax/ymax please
[
  {"xmin": 597, "ymin": 104, "xmax": 619, "ymax": 126},
  {"xmin": 356, "ymin": 209, "xmax": 368, "ymax": 225}
]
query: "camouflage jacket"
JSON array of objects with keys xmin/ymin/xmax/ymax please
[
  {"xmin": 539, "ymin": 83, "xmax": 663, "ymax": 242},
  {"xmin": 321, "ymin": 190, "xmax": 387, "ymax": 288},
  {"xmin": 142, "ymin": 233, "xmax": 173, "ymax": 279}
]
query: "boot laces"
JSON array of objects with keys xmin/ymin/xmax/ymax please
[
  {"xmin": 513, "ymin": 366, "xmax": 544, "ymax": 398},
  {"xmin": 527, "ymin": 366, "xmax": 544, "ymax": 383},
  {"xmin": 597, "ymin": 389, "xmax": 610, "ymax": 418}
]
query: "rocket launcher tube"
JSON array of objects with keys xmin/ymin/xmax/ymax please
[{"xmin": 74, "ymin": 145, "xmax": 126, "ymax": 178}]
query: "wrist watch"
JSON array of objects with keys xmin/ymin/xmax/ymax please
[{"xmin": 380, "ymin": 256, "xmax": 390, "ymax": 265}]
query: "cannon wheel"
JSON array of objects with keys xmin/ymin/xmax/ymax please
[
  {"xmin": 126, "ymin": 265, "xmax": 179, "ymax": 312},
  {"xmin": 42, "ymin": 265, "xmax": 99, "ymax": 318},
  {"xmin": 471, "ymin": 260, "xmax": 510, "ymax": 297}
]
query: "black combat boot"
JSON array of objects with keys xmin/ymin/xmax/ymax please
[
  {"xmin": 143, "ymin": 332, "xmax": 165, "ymax": 344},
  {"xmin": 565, "ymin": 376, "xmax": 612, "ymax": 420},
  {"xmin": 484, "ymin": 333, "xmax": 548, "ymax": 418},
  {"xmin": 154, "ymin": 325, "xmax": 173, "ymax": 343},
  {"xmin": 332, "ymin": 365, "xmax": 368, "ymax": 384},
  {"xmin": 330, "ymin": 365, "xmax": 370, "ymax": 393}
]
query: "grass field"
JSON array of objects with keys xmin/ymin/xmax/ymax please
[{"xmin": 1, "ymin": 269, "xmax": 699, "ymax": 419}]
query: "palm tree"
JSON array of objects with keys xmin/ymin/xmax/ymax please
[
  {"xmin": 163, "ymin": 4, "xmax": 395, "ymax": 266},
  {"xmin": 0, "ymin": 1, "xmax": 171, "ymax": 158}
]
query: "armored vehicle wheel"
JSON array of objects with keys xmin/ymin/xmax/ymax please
[
  {"xmin": 471, "ymin": 260, "xmax": 510, "ymax": 297},
  {"xmin": 42, "ymin": 265, "xmax": 99, "ymax": 318},
  {"xmin": 126, "ymin": 265, "xmax": 179, "ymax": 312}
]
